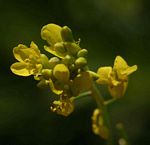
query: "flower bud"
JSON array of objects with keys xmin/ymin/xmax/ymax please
[
  {"xmin": 77, "ymin": 49, "xmax": 88, "ymax": 57},
  {"xmin": 75, "ymin": 57, "xmax": 87, "ymax": 68},
  {"xmin": 63, "ymin": 54, "xmax": 74, "ymax": 65},
  {"xmin": 61, "ymin": 26, "xmax": 74, "ymax": 42},
  {"xmin": 40, "ymin": 54, "xmax": 50, "ymax": 68},
  {"xmin": 41, "ymin": 69, "xmax": 52, "ymax": 79},
  {"xmin": 54, "ymin": 42, "xmax": 66, "ymax": 54},
  {"xmin": 64, "ymin": 42, "xmax": 81, "ymax": 56},
  {"xmin": 49, "ymin": 57, "xmax": 60, "ymax": 68},
  {"xmin": 53, "ymin": 64, "xmax": 70, "ymax": 82},
  {"xmin": 37, "ymin": 79, "xmax": 49, "ymax": 88}
]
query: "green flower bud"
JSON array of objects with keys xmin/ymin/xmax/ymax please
[
  {"xmin": 61, "ymin": 26, "xmax": 74, "ymax": 42},
  {"xmin": 41, "ymin": 69, "xmax": 52, "ymax": 79},
  {"xmin": 37, "ymin": 79, "xmax": 49, "ymax": 88},
  {"xmin": 75, "ymin": 57, "xmax": 87, "ymax": 68},
  {"xmin": 69, "ymin": 64, "xmax": 76, "ymax": 72},
  {"xmin": 49, "ymin": 57, "xmax": 60, "ymax": 68},
  {"xmin": 54, "ymin": 42, "xmax": 66, "ymax": 54},
  {"xmin": 64, "ymin": 42, "xmax": 81, "ymax": 56},
  {"xmin": 63, "ymin": 54, "xmax": 74, "ymax": 65},
  {"xmin": 40, "ymin": 54, "xmax": 50, "ymax": 68},
  {"xmin": 53, "ymin": 64, "xmax": 70, "ymax": 82},
  {"xmin": 77, "ymin": 49, "xmax": 88, "ymax": 57}
]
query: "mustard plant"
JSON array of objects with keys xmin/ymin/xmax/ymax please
[{"xmin": 10, "ymin": 23, "xmax": 137, "ymax": 145}]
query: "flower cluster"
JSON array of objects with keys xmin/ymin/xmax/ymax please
[
  {"xmin": 10, "ymin": 23, "xmax": 137, "ymax": 141},
  {"xmin": 11, "ymin": 24, "xmax": 92, "ymax": 116}
]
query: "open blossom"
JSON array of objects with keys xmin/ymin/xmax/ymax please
[
  {"xmin": 96, "ymin": 56, "xmax": 137, "ymax": 98},
  {"xmin": 10, "ymin": 42, "xmax": 45, "ymax": 76},
  {"xmin": 50, "ymin": 96, "xmax": 74, "ymax": 117}
]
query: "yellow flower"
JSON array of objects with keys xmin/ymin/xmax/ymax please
[
  {"xmin": 92, "ymin": 109, "xmax": 109, "ymax": 139},
  {"xmin": 41, "ymin": 23, "xmax": 81, "ymax": 58},
  {"xmin": 96, "ymin": 56, "xmax": 137, "ymax": 98},
  {"xmin": 50, "ymin": 96, "xmax": 74, "ymax": 116},
  {"xmin": 10, "ymin": 41, "xmax": 43, "ymax": 76}
]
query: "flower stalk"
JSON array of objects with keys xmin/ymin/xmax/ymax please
[{"xmin": 91, "ymin": 83, "xmax": 115, "ymax": 145}]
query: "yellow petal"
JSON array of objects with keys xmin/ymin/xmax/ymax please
[
  {"xmin": 96, "ymin": 67, "xmax": 112, "ymax": 84},
  {"xmin": 114, "ymin": 56, "xmax": 137, "ymax": 80},
  {"xmin": 44, "ymin": 45, "xmax": 65, "ymax": 59},
  {"xmin": 113, "ymin": 56, "xmax": 128, "ymax": 72},
  {"xmin": 121, "ymin": 65, "xmax": 138, "ymax": 76},
  {"xmin": 13, "ymin": 44, "xmax": 28, "ymax": 62},
  {"xmin": 41, "ymin": 23, "xmax": 62, "ymax": 46},
  {"xmin": 108, "ymin": 82, "xmax": 128, "ymax": 98},
  {"xmin": 71, "ymin": 72, "xmax": 92, "ymax": 96},
  {"xmin": 13, "ymin": 43, "xmax": 40, "ymax": 62},
  {"xmin": 10, "ymin": 62, "xmax": 32, "ymax": 76},
  {"xmin": 53, "ymin": 64, "xmax": 70, "ymax": 83},
  {"xmin": 34, "ymin": 64, "xmax": 42, "ymax": 74},
  {"xmin": 49, "ymin": 79, "xmax": 63, "ymax": 95},
  {"xmin": 30, "ymin": 41, "xmax": 40, "ymax": 56}
]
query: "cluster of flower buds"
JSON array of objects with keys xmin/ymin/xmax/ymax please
[{"xmin": 11, "ymin": 24, "xmax": 92, "ymax": 116}]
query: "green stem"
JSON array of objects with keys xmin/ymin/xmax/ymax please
[
  {"xmin": 116, "ymin": 123, "xmax": 131, "ymax": 145},
  {"xmin": 71, "ymin": 91, "xmax": 92, "ymax": 101},
  {"xmin": 91, "ymin": 83, "xmax": 114, "ymax": 145},
  {"xmin": 104, "ymin": 98, "xmax": 117, "ymax": 106}
]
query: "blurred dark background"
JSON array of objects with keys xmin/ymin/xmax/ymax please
[{"xmin": 0, "ymin": 0, "xmax": 150, "ymax": 145}]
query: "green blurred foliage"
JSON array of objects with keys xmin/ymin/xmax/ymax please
[{"xmin": 0, "ymin": 0, "xmax": 149, "ymax": 145}]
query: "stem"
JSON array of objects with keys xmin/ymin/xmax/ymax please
[
  {"xmin": 116, "ymin": 123, "xmax": 131, "ymax": 145},
  {"xmin": 91, "ymin": 83, "xmax": 114, "ymax": 145},
  {"xmin": 71, "ymin": 91, "xmax": 92, "ymax": 101},
  {"xmin": 104, "ymin": 98, "xmax": 117, "ymax": 106}
]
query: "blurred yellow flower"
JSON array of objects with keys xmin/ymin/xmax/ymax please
[
  {"xmin": 10, "ymin": 41, "xmax": 43, "ymax": 76},
  {"xmin": 96, "ymin": 56, "xmax": 137, "ymax": 98},
  {"xmin": 92, "ymin": 109, "xmax": 109, "ymax": 139}
]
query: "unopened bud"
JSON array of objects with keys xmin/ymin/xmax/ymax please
[
  {"xmin": 77, "ymin": 49, "xmax": 88, "ymax": 57},
  {"xmin": 61, "ymin": 26, "xmax": 74, "ymax": 42},
  {"xmin": 40, "ymin": 54, "xmax": 50, "ymax": 68},
  {"xmin": 41, "ymin": 69, "xmax": 52, "ymax": 79},
  {"xmin": 64, "ymin": 42, "xmax": 81, "ymax": 56},
  {"xmin": 37, "ymin": 79, "xmax": 49, "ymax": 88},
  {"xmin": 54, "ymin": 42, "xmax": 66, "ymax": 54},
  {"xmin": 49, "ymin": 57, "xmax": 60, "ymax": 68},
  {"xmin": 63, "ymin": 54, "xmax": 74, "ymax": 65},
  {"xmin": 53, "ymin": 64, "xmax": 70, "ymax": 82},
  {"xmin": 75, "ymin": 57, "xmax": 87, "ymax": 68}
]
